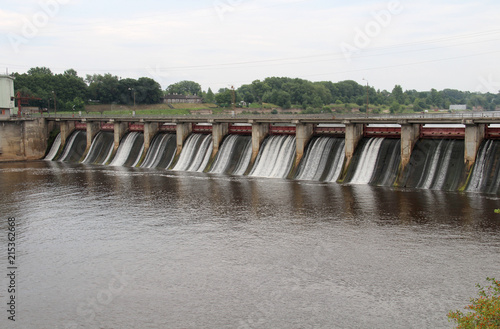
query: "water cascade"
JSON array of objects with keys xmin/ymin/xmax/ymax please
[
  {"xmin": 250, "ymin": 135, "xmax": 296, "ymax": 178},
  {"xmin": 44, "ymin": 133, "xmax": 61, "ymax": 161},
  {"xmin": 58, "ymin": 131, "xmax": 87, "ymax": 162},
  {"xmin": 109, "ymin": 132, "xmax": 144, "ymax": 167},
  {"xmin": 370, "ymin": 138, "xmax": 401, "ymax": 186},
  {"xmin": 82, "ymin": 131, "xmax": 114, "ymax": 165},
  {"xmin": 347, "ymin": 138, "xmax": 385, "ymax": 184},
  {"xmin": 401, "ymin": 139, "xmax": 465, "ymax": 191},
  {"xmin": 140, "ymin": 133, "xmax": 177, "ymax": 169},
  {"xmin": 209, "ymin": 135, "xmax": 252, "ymax": 175},
  {"xmin": 295, "ymin": 137, "xmax": 345, "ymax": 182},
  {"xmin": 173, "ymin": 134, "xmax": 213, "ymax": 172},
  {"xmin": 467, "ymin": 140, "xmax": 500, "ymax": 194}
]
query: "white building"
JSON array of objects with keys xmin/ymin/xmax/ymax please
[
  {"xmin": 0, "ymin": 75, "xmax": 15, "ymax": 118},
  {"xmin": 449, "ymin": 104, "xmax": 467, "ymax": 111}
]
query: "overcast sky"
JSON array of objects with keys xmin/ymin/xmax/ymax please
[{"xmin": 1, "ymin": 0, "xmax": 500, "ymax": 93}]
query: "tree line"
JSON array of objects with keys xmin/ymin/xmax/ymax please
[
  {"xmin": 13, "ymin": 67, "xmax": 162, "ymax": 111},
  {"xmin": 12, "ymin": 67, "xmax": 500, "ymax": 112}
]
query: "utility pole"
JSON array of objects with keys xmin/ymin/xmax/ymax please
[
  {"xmin": 128, "ymin": 88, "xmax": 136, "ymax": 107},
  {"xmin": 362, "ymin": 78, "xmax": 369, "ymax": 112},
  {"xmin": 231, "ymin": 85, "xmax": 235, "ymax": 110},
  {"xmin": 52, "ymin": 91, "xmax": 57, "ymax": 115}
]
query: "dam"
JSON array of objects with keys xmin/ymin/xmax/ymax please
[{"xmin": 2, "ymin": 112, "xmax": 500, "ymax": 193}]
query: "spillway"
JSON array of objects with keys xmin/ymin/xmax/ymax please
[
  {"xmin": 347, "ymin": 138, "xmax": 385, "ymax": 184},
  {"xmin": 44, "ymin": 133, "xmax": 61, "ymax": 161},
  {"xmin": 141, "ymin": 133, "xmax": 177, "ymax": 169},
  {"xmin": 58, "ymin": 131, "xmax": 87, "ymax": 162},
  {"xmin": 250, "ymin": 135, "xmax": 296, "ymax": 179},
  {"xmin": 209, "ymin": 135, "xmax": 252, "ymax": 175},
  {"xmin": 82, "ymin": 131, "xmax": 114, "ymax": 165},
  {"xmin": 109, "ymin": 132, "xmax": 144, "ymax": 167},
  {"xmin": 370, "ymin": 139, "xmax": 401, "ymax": 186},
  {"xmin": 173, "ymin": 134, "xmax": 213, "ymax": 172},
  {"xmin": 467, "ymin": 140, "xmax": 500, "ymax": 194},
  {"xmin": 295, "ymin": 137, "xmax": 345, "ymax": 182},
  {"xmin": 401, "ymin": 139, "xmax": 465, "ymax": 191}
]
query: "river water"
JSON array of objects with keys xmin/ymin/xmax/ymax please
[{"xmin": 0, "ymin": 161, "xmax": 499, "ymax": 328}]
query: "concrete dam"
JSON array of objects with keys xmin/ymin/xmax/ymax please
[{"xmin": 3, "ymin": 113, "xmax": 500, "ymax": 193}]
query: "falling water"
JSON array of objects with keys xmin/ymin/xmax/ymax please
[
  {"xmin": 44, "ymin": 133, "xmax": 61, "ymax": 161},
  {"xmin": 250, "ymin": 135, "xmax": 296, "ymax": 178},
  {"xmin": 295, "ymin": 137, "xmax": 345, "ymax": 182},
  {"xmin": 210, "ymin": 135, "xmax": 252, "ymax": 175},
  {"xmin": 141, "ymin": 133, "xmax": 177, "ymax": 169},
  {"xmin": 58, "ymin": 131, "xmax": 87, "ymax": 162},
  {"xmin": 109, "ymin": 132, "xmax": 144, "ymax": 167},
  {"xmin": 348, "ymin": 138, "xmax": 384, "ymax": 184},
  {"xmin": 82, "ymin": 131, "xmax": 114, "ymax": 165},
  {"xmin": 173, "ymin": 134, "xmax": 213, "ymax": 172}
]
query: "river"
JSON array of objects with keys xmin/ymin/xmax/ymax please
[{"xmin": 0, "ymin": 161, "xmax": 499, "ymax": 328}]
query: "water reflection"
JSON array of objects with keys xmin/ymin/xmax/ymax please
[{"xmin": 0, "ymin": 161, "xmax": 499, "ymax": 328}]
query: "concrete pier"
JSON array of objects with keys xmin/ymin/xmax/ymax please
[
  {"xmin": 295, "ymin": 122, "xmax": 313, "ymax": 166},
  {"xmin": 343, "ymin": 123, "xmax": 364, "ymax": 172},
  {"xmin": 251, "ymin": 122, "xmax": 269, "ymax": 164},
  {"xmin": 85, "ymin": 122, "xmax": 100, "ymax": 155},
  {"xmin": 212, "ymin": 123, "xmax": 229, "ymax": 157},
  {"xmin": 464, "ymin": 122, "xmax": 485, "ymax": 171},
  {"xmin": 60, "ymin": 121, "xmax": 75, "ymax": 148},
  {"xmin": 400, "ymin": 123, "xmax": 420, "ymax": 170},
  {"xmin": 176, "ymin": 123, "xmax": 192, "ymax": 156},
  {"xmin": 113, "ymin": 122, "xmax": 128, "ymax": 152},
  {"xmin": 143, "ymin": 122, "xmax": 159, "ymax": 154}
]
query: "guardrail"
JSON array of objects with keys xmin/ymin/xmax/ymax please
[{"xmin": 13, "ymin": 111, "xmax": 500, "ymax": 122}]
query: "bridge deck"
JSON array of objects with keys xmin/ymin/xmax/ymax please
[{"xmin": 36, "ymin": 112, "xmax": 500, "ymax": 125}]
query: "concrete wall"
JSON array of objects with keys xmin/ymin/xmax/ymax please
[{"xmin": 0, "ymin": 119, "xmax": 47, "ymax": 162}]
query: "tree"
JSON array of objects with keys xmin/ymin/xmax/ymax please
[
  {"xmin": 205, "ymin": 88, "xmax": 215, "ymax": 103},
  {"xmin": 27, "ymin": 66, "xmax": 53, "ymax": 76},
  {"xmin": 390, "ymin": 101, "xmax": 400, "ymax": 113},
  {"xmin": 215, "ymin": 88, "xmax": 233, "ymax": 107},
  {"xmin": 166, "ymin": 80, "xmax": 201, "ymax": 96},
  {"xmin": 250, "ymin": 80, "xmax": 271, "ymax": 105},
  {"xmin": 64, "ymin": 69, "xmax": 78, "ymax": 77},
  {"xmin": 392, "ymin": 84, "xmax": 405, "ymax": 104},
  {"xmin": 448, "ymin": 277, "xmax": 500, "ymax": 328}
]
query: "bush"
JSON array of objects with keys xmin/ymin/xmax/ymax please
[{"xmin": 448, "ymin": 277, "xmax": 500, "ymax": 328}]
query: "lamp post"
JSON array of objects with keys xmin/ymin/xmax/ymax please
[
  {"xmin": 362, "ymin": 78, "xmax": 369, "ymax": 112},
  {"xmin": 51, "ymin": 91, "xmax": 57, "ymax": 115},
  {"xmin": 128, "ymin": 88, "xmax": 136, "ymax": 107}
]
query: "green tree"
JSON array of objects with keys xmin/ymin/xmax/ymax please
[
  {"xmin": 390, "ymin": 101, "xmax": 400, "ymax": 113},
  {"xmin": 205, "ymin": 87, "xmax": 215, "ymax": 103},
  {"xmin": 392, "ymin": 84, "xmax": 405, "ymax": 104},
  {"xmin": 448, "ymin": 278, "xmax": 500, "ymax": 328},
  {"xmin": 27, "ymin": 66, "xmax": 53, "ymax": 76},
  {"xmin": 250, "ymin": 80, "xmax": 271, "ymax": 105},
  {"xmin": 165, "ymin": 80, "xmax": 201, "ymax": 96},
  {"xmin": 215, "ymin": 88, "xmax": 233, "ymax": 107}
]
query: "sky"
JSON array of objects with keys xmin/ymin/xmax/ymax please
[{"xmin": 1, "ymin": 0, "xmax": 500, "ymax": 94}]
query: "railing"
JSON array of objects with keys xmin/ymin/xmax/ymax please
[{"xmin": 33, "ymin": 111, "xmax": 500, "ymax": 121}]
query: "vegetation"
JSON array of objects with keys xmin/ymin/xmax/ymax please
[
  {"xmin": 448, "ymin": 277, "xmax": 500, "ymax": 328},
  {"xmin": 11, "ymin": 67, "xmax": 500, "ymax": 114}
]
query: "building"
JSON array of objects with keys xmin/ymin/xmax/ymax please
[
  {"xmin": 162, "ymin": 94, "xmax": 202, "ymax": 104},
  {"xmin": 0, "ymin": 75, "xmax": 15, "ymax": 118},
  {"xmin": 449, "ymin": 104, "xmax": 467, "ymax": 111}
]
